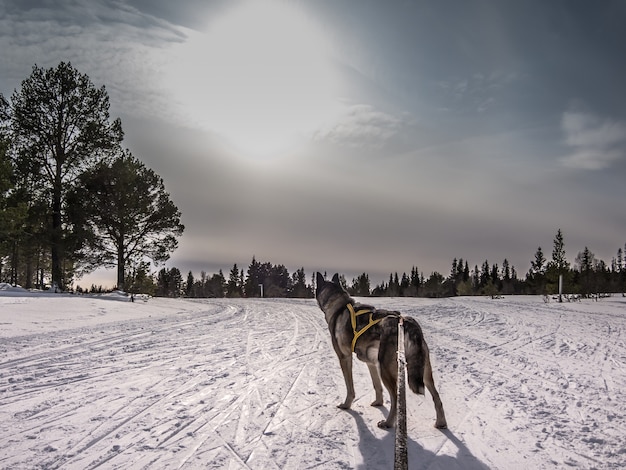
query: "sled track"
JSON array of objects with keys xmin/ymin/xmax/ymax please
[
  {"xmin": 405, "ymin": 297, "xmax": 626, "ymax": 469},
  {"xmin": 2, "ymin": 296, "xmax": 626, "ymax": 469},
  {"xmin": 0, "ymin": 300, "xmax": 344, "ymax": 470}
]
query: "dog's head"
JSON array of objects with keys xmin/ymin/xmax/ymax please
[{"xmin": 315, "ymin": 272, "xmax": 353, "ymax": 319}]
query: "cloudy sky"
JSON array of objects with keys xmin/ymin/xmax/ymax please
[{"xmin": 1, "ymin": 0, "xmax": 625, "ymax": 287}]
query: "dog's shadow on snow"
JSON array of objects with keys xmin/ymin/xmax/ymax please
[{"xmin": 347, "ymin": 409, "xmax": 489, "ymax": 470}]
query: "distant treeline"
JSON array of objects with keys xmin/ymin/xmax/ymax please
[{"xmin": 106, "ymin": 230, "xmax": 625, "ymax": 299}]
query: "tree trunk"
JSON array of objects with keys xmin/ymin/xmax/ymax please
[
  {"xmin": 11, "ymin": 240, "xmax": 18, "ymax": 286},
  {"xmin": 51, "ymin": 180, "xmax": 63, "ymax": 290},
  {"xmin": 24, "ymin": 252, "xmax": 33, "ymax": 289},
  {"xmin": 117, "ymin": 244, "xmax": 125, "ymax": 292}
]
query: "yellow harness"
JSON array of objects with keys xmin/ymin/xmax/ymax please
[{"xmin": 347, "ymin": 304, "xmax": 382, "ymax": 353}]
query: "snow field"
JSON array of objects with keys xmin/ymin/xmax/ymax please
[{"xmin": 1, "ymin": 294, "xmax": 625, "ymax": 469}]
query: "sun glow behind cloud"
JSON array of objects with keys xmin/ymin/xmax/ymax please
[{"xmin": 162, "ymin": 0, "xmax": 343, "ymax": 159}]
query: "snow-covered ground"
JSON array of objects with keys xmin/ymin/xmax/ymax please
[{"xmin": 1, "ymin": 287, "xmax": 625, "ymax": 469}]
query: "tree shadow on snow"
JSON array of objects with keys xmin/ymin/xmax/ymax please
[{"xmin": 347, "ymin": 409, "xmax": 490, "ymax": 470}]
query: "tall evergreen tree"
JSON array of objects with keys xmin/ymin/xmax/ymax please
[
  {"xmin": 530, "ymin": 247, "xmax": 546, "ymax": 275},
  {"xmin": 480, "ymin": 260, "xmax": 491, "ymax": 287},
  {"xmin": 125, "ymin": 260, "xmax": 155, "ymax": 296},
  {"xmin": 528, "ymin": 246, "xmax": 548, "ymax": 294},
  {"xmin": 291, "ymin": 267, "xmax": 310, "ymax": 297},
  {"xmin": 185, "ymin": 271, "xmax": 195, "ymax": 297},
  {"xmin": 472, "ymin": 265, "xmax": 480, "ymax": 292},
  {"xmin": 8, "ymin": 62, "xmax": 123, "ymax": 289},
  {"xmin": 70, "ymin": 150, "xmax": 184, "ymax": 290},
  {"xmin": 491, "ymin": 263, "xmax": 500, "ymax": 285},
  {"xmin": 267, "ymin": 264, "xmax": 291, "ymax": 297},
  {"xmin": 244, "ymin": 256, "xmax": 264, "ymax": 297},
  {"xmin": 576, "ymin": 246, "xmax": 596, "ymax": 295},
  {"xmin": 502, "ymin": 259, "xmax": 511, "ymax": 281},
  {"xmin": 576, "ymin": 246, "xmax": 595, "ymax": 273},
  {"xmin": 423, "ymin": 272, "xmax": 445, "ymax": 297},
  {"xmin": 463, "ymin": 261, "xmax": 470, "ymax": 282},
  {"xmin": 207, "ymin": 270, "xmax": 226, "ymax": 297},
  {"xmin": 1, "ymin": 109, "xmax": 47, "ymax": 288},
  {"xmin": 227, "ymin": 263, "xmax": 242, "ymax": 297},
  {"xmin": 199, "ymin": 271, "xmax": 209, "ymax": 297},
  {"xmin": 549, "ymin": 229, "xmax": 569, "ymax": 273},
  {"xmin": 547, "ymin": 228, "xmax": 570, "ymax": 297},
  {"xmin": 450, "ymin": 258, "xmax": 458, "ymax": 281},
  {"xmin": 350, "ymin": 272, "xmax": 370, "ymax": 297}
]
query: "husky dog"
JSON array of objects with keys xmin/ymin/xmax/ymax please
[{"xmin": 315, "ymin": 272, "xmax": 447, "ymax": 429}]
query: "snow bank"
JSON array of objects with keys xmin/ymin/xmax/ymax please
[{"xmin": 0, "ymin": 283, "xmax": 28, "ymax": 294}]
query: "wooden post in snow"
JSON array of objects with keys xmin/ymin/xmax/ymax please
[{"xmin": 394, "ymin": 317, "xmax": 408, "ymax": 470}]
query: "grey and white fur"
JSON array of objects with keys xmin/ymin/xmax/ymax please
[{"xmin": 315, "ymin": 272, "xmax": 447, "ymax": 429}]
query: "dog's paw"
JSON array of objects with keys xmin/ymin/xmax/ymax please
[
  {"xmin": 377, "ymin": 420, "xmax": 392, "ymax": 429},
  {"xmin": 435, "ymin": 420, "xmax": 448, "ymax": 429},
  {"xmin": 337, "ymin": 403, "xmax": 351, "ymax": 410},
  {"xmin": 370, "ymin": 399, "xmax": 383, "ymax": 407}
]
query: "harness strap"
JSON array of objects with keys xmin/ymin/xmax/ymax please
[{"xmin": 347, "ymin": 303, "xmax": 383, "ymax": 353}]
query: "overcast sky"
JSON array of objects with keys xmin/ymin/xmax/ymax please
[{"xmin": 1, "ymin": 0, "xmax": 625, "ymax": 287}]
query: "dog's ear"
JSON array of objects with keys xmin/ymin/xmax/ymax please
[
  {"xmin": 331, "ymin": 273, "xmax": 340, "ymax": 285},
  {"xmin": 316, "ymin": 272, "xmax": 325, "ymax": 286}
]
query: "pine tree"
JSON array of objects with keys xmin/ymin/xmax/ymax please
[
  {"xmin": 491, "ymin": 263, "xmax": 499, "ymax": 285},
  {"xmin": 125, "ymin": 261, "xmax": 155, "ymax": 296},
  {"xmin": 350, "ymin": 273, "xmax": 370, "ymax": 297},
  {"xmin": 503, "ymin": 259, "xmax": 511, "ymax": 281},
  {"xmin": 400, "ymin": 272, "xmax": 410, "ymax": 295},
  {"xmin": 8, "ymin": 62, "xmax": 123, "ymax": 289},
  {"xmin": 546, "ymin": 229, "xmax": 570, "ymax": 298},
  {"xmin": 410, "ymin": 266, "xmax": 421, "ymax": 289},
  {"xmin": 290, "ymin": 267, "xmax": 310, "ymax": 298},
  {"xmin": 208, "ymin": 270, "xmax": 226, "ymax": 298},
  {"xmin": 531, "ymin": 247, "xmax": 546, "ymax": 275},
  {"xmin": 199, "ymin": 271, "xmax": 208, "ymax": 297},
  {"xmin": 450, "ymin": 258, "xmax": 458, "ymax": 281},
  {"xmin": 472, "ymin": 265, "xmax": 480, "ymax": 292},
  {"xmin": 227, "ymin": 264, "xmax": 242, "ymax": 297},
  {"xmin": 244, "ymin": 256, "xmax": 261, "ymax": 297},
  {"xmin": 70, "ymin": 150, "xmax": 184, "ymax": 291},
  {"xmin": 185, "ymin": 271, "xmax": 195, "ymax": 297},
  {"xmin": 480, "ymin": 260, "xmax": 491, "ymax": 287},
  {"xmin": 576, "ymin": 246, "xmax": 595, "ymax": 273},
  {"xmin": 576, "ymin": 246, "xmax": 596, "ymax": 296},
  {"xmin": 549, "ymin": 229, "xmax": 569, "ymax": 273}
]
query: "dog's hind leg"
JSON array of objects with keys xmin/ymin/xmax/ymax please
[
  {"xmin": 377, "ymin": 364, "xmax": 397, "ymax": 428},
  {"xmin": 337, "ymin": 356, "xmax": 356, "ymax": 409},
  {"xmin": 424, "ymin": 352, "xmax": 447, "ymax": 429},
  {"xmin": 367, "ymin": 363, "xmax": 384, "ymax": 406}
]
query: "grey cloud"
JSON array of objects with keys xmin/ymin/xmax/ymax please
[
  {"xmin": 437, "ymin": 70, "xmax": 523, "ymax": 114},
  {"xmin": 0, "ymin": 0, "xmax": 187, "ymax": 121},
  {"xmin": 559, "ymin": 110, "xmax": 626, "ymax": 170},
  {"xmin": 312, "ymin": 104, "xmax": 411, "ymax": 149}
]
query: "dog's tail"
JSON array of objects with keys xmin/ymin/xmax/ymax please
[{"xmin": 402, "ymin": 316, "xmax": 426, "ymax": 395}]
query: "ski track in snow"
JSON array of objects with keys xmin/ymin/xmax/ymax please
[{"xmin": 1, "ymin": 295, "xmax": 625, "ymax": 469}]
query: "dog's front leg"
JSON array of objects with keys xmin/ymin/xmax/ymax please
[{"xmin": 337, "ymin": 355, "xmax": 355, "ymax": 409}]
